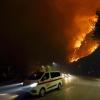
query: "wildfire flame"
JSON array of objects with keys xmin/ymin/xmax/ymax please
[
  {"xmin": 70, "ymin": 57, "xmax": 79, "ymax": 63},
  {"xmin": 88, "ymin": 43, "xmax": 99, "ymax": 54},
  {"xmin": 69, "ymin": 15, "xmax": 99, "ymax": 63},
  {"xmin": 47, "ymin": 0, "xmax": 100, "ymax": 64},
  {"xmin": 69, "ymin": 42, "xmax": 99, "ymax": 63},
  {"xmin": 74, "ymin": 15, "xmax": 98, "ymax": 48}
]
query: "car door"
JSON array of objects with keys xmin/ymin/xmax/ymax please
[
  {"xmin": 49, "ymin": 72, "xmax": 58, "ymax": 90},
  {"xmin": 41, "ymin": 73, "xmax": 51, "ymax": 91}
]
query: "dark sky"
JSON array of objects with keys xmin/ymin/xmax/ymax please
[{"xmin": 1, "ymin": 0, "xmax": 67, "ymax": 66}]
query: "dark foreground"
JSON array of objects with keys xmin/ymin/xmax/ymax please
[{"xmin": 1, "ymin": 75, "xmax": 100, "ymax": 100}]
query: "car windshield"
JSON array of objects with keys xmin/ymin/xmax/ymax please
[{"xmin": 27, "ymin": 72, "xmax": 44, "ymax": 80}]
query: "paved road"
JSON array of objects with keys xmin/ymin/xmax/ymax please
[{"xmin": 1, "ymin": 75, "xmax": 100, "ymax": 100}]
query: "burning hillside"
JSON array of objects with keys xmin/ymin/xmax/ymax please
[
  {"xmin": 69, "ymin": 15, "xmax": 99, "ymax": 63},
  {"xmin": 48, "ymin": 0, "xmax": 100, "ymax": 63}
]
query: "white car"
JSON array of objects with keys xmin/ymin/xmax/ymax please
[{"xmin": 23, "ymin": 71, "xmax": 63, "ymax": 96}]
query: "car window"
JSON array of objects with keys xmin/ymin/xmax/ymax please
[
  {"xmin": 41, "ymin": 73, "xmax": 49, "ymax": 81},
  {"xmin": 50, "ymin": 72, "xmax": 60, "ymax": 78},
  {"xmin": 27, "ymin": 72, "xmax": 44, "ymax": 80}
]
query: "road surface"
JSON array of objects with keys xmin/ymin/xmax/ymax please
[{"xmin": 1, "ymin": 75, "xmax": 100, "ymax": 100}]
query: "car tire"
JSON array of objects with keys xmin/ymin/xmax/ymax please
[
  {"xmin": 58, "ymin": 83, "xmax": 62, "ymax": 90},
  {"xmin": 39, "ymin": 88, "xmax": 46, "ymax": 97}
]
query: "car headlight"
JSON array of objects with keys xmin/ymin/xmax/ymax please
[
  {"xmin": 30, "ymin": 83, "xmax": 38, "ymax": 88},
  {"xmin": 20, "ymin": 82, "xmax": 23, "ymax": 85}
]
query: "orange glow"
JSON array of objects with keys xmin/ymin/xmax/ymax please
[
  {"xmin": 88, "ymin": 43, "xmax": 99, "ymax": 54},
  {"xmin": 70, "ymin": 57, "xmax": 79, "ymax": 63},
  {"xmin": 74, "ymin": 40, "xmax": 81, "ymax": 48},
  {"xmin": 73, "ymin": 15, "xmax": 98, "ymax": 49},
  {"xmin": 69, "ymin": 15, "xmax": 99, "ymax": 63},
  {"xmin": 74, "ymin": 34, "xmax": 86, "ymax": 48},
  {"xmin": 69, "ymin": 42, "xmax": 99, "ymax": 63},
  {"xmin": 48, "ymin": 0, "xmax": 100, "ymax": 64}
]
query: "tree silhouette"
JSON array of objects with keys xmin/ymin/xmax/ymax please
[{"xmin": 93, "ymin": 10, "xmax": 100, "ymax": 39}]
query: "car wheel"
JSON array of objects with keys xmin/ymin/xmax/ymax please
[
  {"xmin": 39, "ymin": 88, "xmax": 46, "ymax": 97},
  {"xmin": 58, "ymin": 83, "xmax": 62, "ymax": 90}
]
